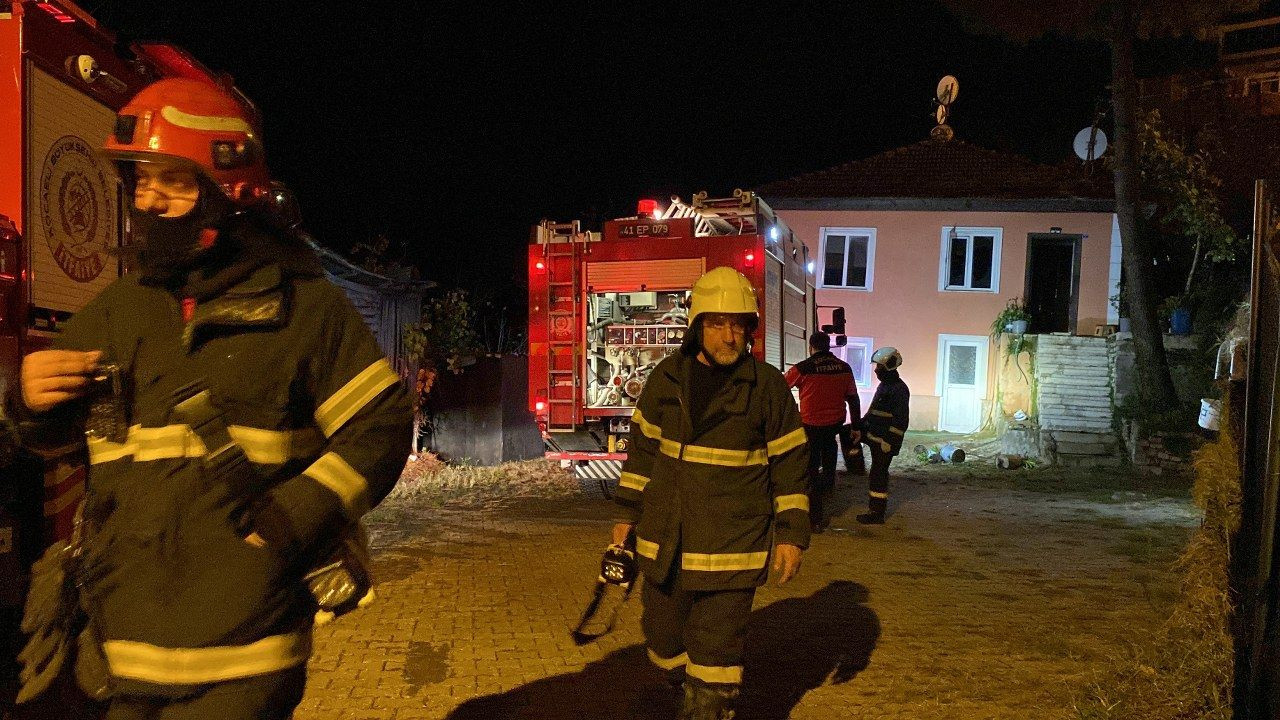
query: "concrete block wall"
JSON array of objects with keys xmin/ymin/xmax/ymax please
[{"xmin": 1034, "ymin": 335, "xmax": 1120, "ymax": 466}]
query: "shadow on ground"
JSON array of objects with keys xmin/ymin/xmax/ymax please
[
  {"xmin": 826, "ymin": 470, "xmax": 928, "ymax": 526},
  {"xmin": 446, "ymin": 581, "xmax": 879, "ymax": 720}
]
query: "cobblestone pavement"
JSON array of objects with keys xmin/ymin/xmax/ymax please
[{"xmin": 295, "ymin": 470, "xmax": 1193, "ymax": 720}]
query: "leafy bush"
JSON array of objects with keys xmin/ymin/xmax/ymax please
[{"xmin": 404, "ymin": 289, "xmax": 482, "ymax": 376}]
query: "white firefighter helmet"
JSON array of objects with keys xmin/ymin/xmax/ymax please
[
  {"xmin": 871, "ymin": 346, "xmax": 903, "ymax": 370},
  {"xmin": 687, "ymin": 266, "xmax": 757, "ymax": 325}
]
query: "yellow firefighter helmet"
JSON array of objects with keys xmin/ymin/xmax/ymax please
[{"xmin": 688, "ymin": 266, "xmax": 757, "ymax": 325}]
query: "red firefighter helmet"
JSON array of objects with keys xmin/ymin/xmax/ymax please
[{"xmin": 102, "ymin": 78, "xmax": 270, "ymax": 205}]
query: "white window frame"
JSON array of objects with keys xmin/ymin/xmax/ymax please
[
  {"xmin": 938, "ymin": 226, "xmax": 1002, "ymax": 293},
  {"xmin": 832, "ymin": 336, "xmax": 875, "ymax": 388},
  {"xmin": 819, "ymin": 227, "xmax": 876, "ymax": 291}
]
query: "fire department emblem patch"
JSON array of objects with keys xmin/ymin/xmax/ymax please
[{"xmin": 40, "ymin": 135, "xmax": 115, "ymax": 283}]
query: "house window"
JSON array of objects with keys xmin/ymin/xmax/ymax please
[
  {"xmin": 833, "ymin": 337, "xmax": 875, "ymax": 388},
  {"xmin": 820, "ymin": 228, "xmax": 876, "ymax": 291},
  {"xmin": 939, "ymin": 227, "xmax": 1002, "ymax": 293}
]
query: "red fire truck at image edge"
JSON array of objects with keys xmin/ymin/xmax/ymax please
[
  {"xmin": 528, "ymin": 191, "xmax": 816, "ymax": 493},
  {"xmin": 0, "ymin": 0, "xmax": 256, "ymax": 546}
]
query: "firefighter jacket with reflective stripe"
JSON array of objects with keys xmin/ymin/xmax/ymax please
[
  {"xmin": 614, "ymin": 352, "xmax": 809, "ymax": 591},
  {"xmin": 862, "ymin": 373, "xmax": 910, "ymax": 456},
  {"xmin": 783, "ymin": 350, "xmax": 860, "ymax": 427},
  {"xmin": 12, "ymin": 234, "xmax": 411, "ymax": 695}
]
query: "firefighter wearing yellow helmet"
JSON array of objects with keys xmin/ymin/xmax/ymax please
[
  {"xmin": 858, "ymin": 346, "xmax": 911, "ymax": 524},
  {"xmin": 610, "ymin": 266, "xmax": 810, "ymax": 719}
]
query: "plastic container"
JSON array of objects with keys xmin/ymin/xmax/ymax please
[
  {"xmin": 939, "ymin": 444, "xmax": 966, "ymax": 463},
  {"xmin": 1170, "ymin": 308, "xmax": 1192, "ymax": 336},
  {"xmin": 1198, "ymin": 398, "xmax": 1221, "ymax": 432}
]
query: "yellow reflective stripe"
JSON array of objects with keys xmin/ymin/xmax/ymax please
[
  {"xmin": 870, "ymin": 409, "xmax": 893, "ymax": 418},
  {"xmin": 618, "ymin": 472, "xmax": 650, "ymax": 492},
  {"xmin": 636, "ymin": 537, "xmax": 660, "ymax": 560},
  {"xmin": 631, "ymin": 408, "xmax": 663, "ymax": 441},
  {"xmin": 87, "ymin": 425, "xmax": 317, "ymax": 466},
  {"xmin": 687, "ymin": 662, "xmax": 743, "ymax": 685},
  {"xmin": 682, "ymin": 551, "xmax": 769, "ymax": 572},
  {"xmin": 774, "ymin": 493, "xmax": 809, "ymax": 513},
  {"xmin": 766, "ymin": 427, "xmax": 807, "ymax": 457},
  {"xmin": 132, "ymin": 425, "xmax": 199, "ymax": 461},
  {"xmin": 659, "ymin": 438, "xmax": 768, "ymax": 467},
  {"xmin": 228, "ymin": 426, "xmax": 324, "ymax": 465},
  {"xmin": 648, "ymin": 649, "xmax": 689, "ymax": 670},
  {"xmin": 160, "ymin": 105, "xmax": 255, "ymax": 134},
  {"xmin": 315, "ymin": 359, "xmax": 400, "ymax": 437},
  {"xmin": 87, "ymin": 436, "xmax": 134, "ymax": 464},
  {"xmin": 869, "ymin": 491, "xmax": 889, "ymax": 499},
  {"xmin": 303, "ymin": 452, "xmax": 370, "ymax": 518},
  {"xmin": 888, "ymin": 426, "xmax": 905, "ymax": 436},
  {"xmin": 865, "ymin": 432, "xmax": 892, "ymax": 452},
  {"xmin": 103, "ymin": 631, "xmax": 311, "ymax": 685}
]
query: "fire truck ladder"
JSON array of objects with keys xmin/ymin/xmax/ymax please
[
  {"xmin": 541, "ymin": 221, "xmax": 583, "ymax": 433},
  {"xmin": 661, "ymin": 189, "xmax": 772, "ymax": 237}
]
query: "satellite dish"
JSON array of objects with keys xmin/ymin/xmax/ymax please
[
  {"xmin": 936, "ymin": 75, "xmax": 959, "ymax": 105},
  {"xmin": 1073, "ymin": 126, "xmax": 1109, "ymax": 161},
  {"xmin": 935, "ymin": 105, "xmax": 948, "ymax": 124}
]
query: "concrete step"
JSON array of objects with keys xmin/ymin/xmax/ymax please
[
  {"xmin": 1050, "ymin": 430, "xmax": 1119, "ymax": 444},
  {"xmin": 1054, "ymin": 441, "xmax": 1119, "ymax": 455}
]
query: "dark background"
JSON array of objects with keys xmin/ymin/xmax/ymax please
[{"xmin": 91, "ymin": 1, "xmax": 1157, "ymax": 291}]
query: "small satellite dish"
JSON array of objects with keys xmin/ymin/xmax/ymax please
[
  {"xmin": 936, "ymin": 75, "xmax": 959, "ymax": 105},
  {"xmin": 935, "ymin": 105, "xmax": 948, "ymax": 125},
  {"xmin": 1073, "ymin": 126, "xmax": 1109, "ymax": 161}
]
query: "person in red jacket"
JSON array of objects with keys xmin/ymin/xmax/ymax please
[{"xmin": 784, "ymin": 332, "xmax": 860, "ymax": 530}]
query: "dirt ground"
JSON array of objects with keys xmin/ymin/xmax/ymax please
[{"xmin": 296, "ymin": 437, "xmax": 1199, "ymax": 720}]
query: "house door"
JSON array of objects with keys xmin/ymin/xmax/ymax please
[
  {"xmin": 937, "ymin": 335, "xmax": 989, "ymax": 433},
  {"xmin": 1024, "ymin": 234, "xmax": 1082, "ymax": 334}
]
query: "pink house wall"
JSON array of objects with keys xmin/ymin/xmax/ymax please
[{"xmin": 778, "ymin": 209, "xmax": 1117, "ymax": 430}]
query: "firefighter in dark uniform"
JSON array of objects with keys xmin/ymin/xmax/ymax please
[
  {"xmin": 610, "ymin": 266, "xmax": 810, "ymax": 720},
  {"xmin": 783, "ymin": 332, "xmax": 860, "ymax": 530},
  {"xmin": 858, "ymin": 347, "xmax": 909, "ymax": 525},
  {"xmin": 9, "ymin": 78, "xmax": 411, "ymax": 718}
]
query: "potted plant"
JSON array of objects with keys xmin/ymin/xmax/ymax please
[{"xmin": 991, "ymin": 297, "xmax": 1031, "ymax": 337}]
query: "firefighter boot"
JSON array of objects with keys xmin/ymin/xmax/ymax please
[{"xmin": 680, "ymin": 681, "xmax": 738, "ymax": 720}]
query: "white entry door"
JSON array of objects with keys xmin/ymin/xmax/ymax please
[{"xmin": 937, "ymin": 335, "xmax": 989, "ymax": 433}]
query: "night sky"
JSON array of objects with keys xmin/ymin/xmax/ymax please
[{"xmin": 90, "ymin": 1, "xmax": 1121, "ymax": 291}]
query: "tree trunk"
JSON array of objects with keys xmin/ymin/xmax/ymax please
[
  {"xmin": 1184, "ymin": 236, "xmax": 1201, "ymax": 297},
  {"xmin": 1111, "ymin": 4, "xmax": 1179, "ymax": 408}
]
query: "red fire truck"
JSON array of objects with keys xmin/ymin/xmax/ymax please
[
  {"xmin": 528, "ymin": 190, "xmax": 815, "ymax": 492},
  {"xmin": 0, "ymin": 1, "xmax": 246, "ymax": 542}
]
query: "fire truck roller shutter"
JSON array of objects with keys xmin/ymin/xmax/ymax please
[{"xmin": 585, "ymin": 259, "xmax": 706, "ymax": 292}]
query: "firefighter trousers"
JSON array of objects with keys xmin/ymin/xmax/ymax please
[
  {"xmin": 641, "ymin": 571, "xmax": 755, "ymax": 690},
  {"xmin": 103, "ymin": 666, "xmax": 306, "ymax": 720},
  {"xmin": 868, "ymin": 444, "xmax": 892, "ymax": 517},
  {"xmin": 803, "ymin": 423, "xmax": 841, "ymax": 525}
]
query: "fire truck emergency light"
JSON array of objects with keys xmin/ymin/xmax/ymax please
[
  {"xmin": 534, "ymin": 260, "xmax": 546, "ymax": 272},
  {"xmin": 535, "ymin": 400, "xmax": 546, "ymax": 412},
  {"xmin": 769, "ymin": 227, "xmax": 780, "ymax": 241},
  {"xmin": 636, "ymin": 199, "xmax": 661, "ymax": 220},
  {"xmin": 744, "ymin": 252, "xmax": 755, "ymax": 268},
  {"xmin": 36, "ymin": 2, "xmax": 75, "ymax": 22}
]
